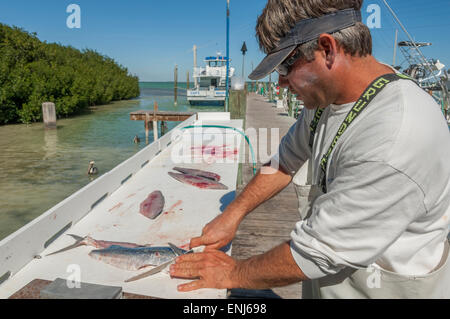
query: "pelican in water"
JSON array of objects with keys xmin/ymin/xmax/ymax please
[
  {"xmin": 133, "ymin": 135, "xmax": 140, "ymax": 144},
  {"xmin": 87, "ymin": 161, "xmax": 98, "ymax": 175}
]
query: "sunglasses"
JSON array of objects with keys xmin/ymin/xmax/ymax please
[{"xmin": 275, "ymin": 48, "xmax": 303, "ymax": 77}]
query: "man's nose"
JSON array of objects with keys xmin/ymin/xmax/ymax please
[{"xmin": 279, "ymin": 75, "xmax": 289, "ymax": 88}]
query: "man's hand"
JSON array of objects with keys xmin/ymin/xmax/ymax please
[
  {"xmin": 190, "ymin": 164, "xmax": 293, "ymax": 251},
  {"xmin": 170, "ymin": 241, "xmax": 308, "ymax": 292},
  {"xmin": 169, "ymin": 250, "xmax": 239, "ymax": 292},
  {"xmin": 189, "ymin": 212, "xmax": 240, "ymax": 251}
]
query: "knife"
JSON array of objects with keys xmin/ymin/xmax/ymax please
[{"xmin": 124, "ymin": 244, "xmax": 203, "ymax": 283}]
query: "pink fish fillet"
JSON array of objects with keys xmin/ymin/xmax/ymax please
[
  {"xmin": 173, "ymin": 167, "xmax": 221, "ymax": 181},
  {"xmin": 168, "ymin": 172, "xmax": 228, "ymax": 190},
  {"xmin": 139, "ymin": 190, "xmax": 165, "ymax": 219}
]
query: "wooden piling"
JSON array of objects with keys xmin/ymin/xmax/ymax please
[
  {"xmin": 174, "ymin": 65, "xmax": 178, "ymax": 106},
  {"xmin": 153, "ymin": 101, "xmax": 159, "ymax": 141},
  {"xmin": 42, "ymin": 102, "xmax": 57, "ymax": 129},
  {"xmin": 229, "ymin": 89, "xmax": 247, "ymax": 121},
  {"xmin": 161, "ymin": 121, "xmax": 167, "ymax": 135},
  {"xmin": 187, "ymin": 71, "xmax": 190, "ymax": 90},
  {"xmin": 145, "ymin": 113, "xmax": 150, "ymax": 144}
]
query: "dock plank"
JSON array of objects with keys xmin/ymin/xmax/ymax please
[{"xmin": 230, "ymin": 93, "xmax": 302, "ymax": 299}]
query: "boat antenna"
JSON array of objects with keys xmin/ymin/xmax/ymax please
[
  {"xmin": 382, "ymin": 0, "xmax": 441, "ymax": 86},
  {"xmin": 225, "ymin": 0, "xmax": 230, "ymax": 112}
]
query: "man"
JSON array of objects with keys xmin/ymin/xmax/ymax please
[{"xmin": 170, "ymin": 0, "xmax": 450, "ymax": 298}]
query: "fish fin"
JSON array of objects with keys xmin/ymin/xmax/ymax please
[
  {"xmin": 46, "ymin": 235, "xmax": 87, "ymax": 256},
  {"xmin": 168, "ymin": 243, "xmax": 188, "ymax": 256},
  {"xmin": 66, "ymin": 234, "xmax": 85, "ymax": 241},
  {"xmin": 138, "ymin": 264, "xmax": 155, "ymax": 270}
]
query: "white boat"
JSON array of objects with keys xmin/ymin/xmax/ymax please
[
  {"xmin": 187, "ymin": 54, "xmax": 235, "ymax": 106},
  {"xmin": 0, "ymin": 112, "xmax": 244, "ymax": 299}
]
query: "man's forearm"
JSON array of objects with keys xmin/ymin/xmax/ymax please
[
  {"xmin": 232, "ymin": 241, "xmax": 309, "ymax": 289},
  {"xmin": 225, "ymin": 165, "xmax": 293, "ymax": 223}
]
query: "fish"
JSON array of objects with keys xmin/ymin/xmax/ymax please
[
  {"xmin": 173, "ymin": 167, "xmax": 221, "ymax": 182},
  {"xmin": 124, "ymin": 243, "xmax": 194, "ymax": 282},
  {"xmin": 168, "ymin": 172, "xmax": 228, "ymax": 190},
  {"xmin": 139, "ymin": 190, "xmax": 165, "ymax": 219},
  {"xmin": 88, "ymin": 245, "xmax": 184, "ymax": 271},
  {"xmin": 46, "ymin": 234, "xmax": 148, "ymax": 256}
]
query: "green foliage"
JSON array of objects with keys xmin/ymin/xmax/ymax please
[{"xmin": 0, "ymin": 24, "xmax": 140, "ymax": 124}]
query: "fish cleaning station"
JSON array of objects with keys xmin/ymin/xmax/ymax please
[{"xmin": 0, "ymin": 112, "xmax": 244, "ymax": 299}]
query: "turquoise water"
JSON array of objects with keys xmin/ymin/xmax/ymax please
[{"xmin": 0, "ymin": 82, "xmax": 223, "ymax": 240}]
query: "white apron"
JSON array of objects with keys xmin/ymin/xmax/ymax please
[{"xmin": 292, "ymin": 161, "xmax": 450, "ymax": 299}]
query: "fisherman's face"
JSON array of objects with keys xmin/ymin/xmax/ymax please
[{"xmin": 279, "ymin": 51, "xmax": 334, "ymax": 110}]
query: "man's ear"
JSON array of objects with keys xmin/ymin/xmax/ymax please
[{"xmin": 317, "ymin": 34, "xmax": 338, "ymax": 69}]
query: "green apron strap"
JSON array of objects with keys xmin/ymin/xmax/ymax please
[{"xmin": 312, "ymin": 73, "xmax": 415, "ymax": 193}]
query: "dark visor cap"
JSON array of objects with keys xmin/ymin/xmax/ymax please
[{"xmin": 249, "ymin": 8, "xmax": 362, "ymax": 80}]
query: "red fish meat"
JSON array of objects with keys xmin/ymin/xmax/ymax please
[
  {"xmin": 168, "ymin": 172, "xmax": 228, "ymax": 190},
  {"xmin": 173, "ymin": 167, "xmax": 221, "ymax": 182},
  {"xmin": 139, "ymin": 191, "xmax": 165, "ymax": 219},
  {"xmin": 190, "ymin": 145, "xmax": 238, "ymax": 158}
]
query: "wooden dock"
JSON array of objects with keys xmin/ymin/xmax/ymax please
[
  {"xmin": 229, "ymin": 92, "xmax": 302, "ymax": 299},
  {"xmin": 130, "ymin": 103, "xmax": 195, "ymax": 142},
  {"xmin": 129, "ymin": 110, "xmax": 195, "ymax": 122}
]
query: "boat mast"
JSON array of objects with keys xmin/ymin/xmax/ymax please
[
  {"xmin": 392, "ymin": 29, "xmax": 398, "ymax": 67},
  {"xmin": 193, "ymin": 45, "xmax": 198, "ymax": 88},
  {"xmin": 225, "ymin": 0, "xmax": 230, "ymax": 112},
  {"xmin": 382, "ymin": 0, "xmax": 440, "ymax": 85}
]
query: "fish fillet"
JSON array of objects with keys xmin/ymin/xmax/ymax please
[
  {"xmin": 139, "ymin": 191, "xmax": 165, "ymax": 219},
  {"xmin": 173, "ymin": 167, "xmax": 221, "ymax": 181},
  {"xmin": 168, "ymin": 172, "xmax": 228, "ymax": 190}
]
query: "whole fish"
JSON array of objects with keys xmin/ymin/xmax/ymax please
[
  {"xmin": 88, "ymin": 245, "xmax": 182, "ymax": 271},
  {"xmin": 46, "ymin": 234, "xmax": 148, "ymax": 256},
  {"xmin": 168, "ymin": 172, "xmax": 228, "ymax": 190},
  {"xmin": 173, "ymin": 167, "xmax": 221, "ymax": 182},
  {"xmin": 139, "ymin": 190, "xmax": 165, "ymax": 219}
]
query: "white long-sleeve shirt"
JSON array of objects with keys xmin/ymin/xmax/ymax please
[{"xmin": 277, "ymin": 79, "xmax": 450, "ymax": 279}]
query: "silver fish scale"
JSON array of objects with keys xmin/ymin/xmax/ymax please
[{"xmin": 89, "ymin": 245, "xmax": 177, "ymax": 271}]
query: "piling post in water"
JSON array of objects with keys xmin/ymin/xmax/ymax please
[
  {"xmin": 161, "ymin": 121, "xmax": 167, "ymax": 136},
  {"xmin": 145, "ymin": 113, "xmax": 150, "ymax": 144},
  {"xmin": 187, "ymin": 71, "xmax": 190, "ymax": 90},
  {"xmin": 174, "ymin": 65, "xmax": 178, "ymax": 106},
  {"xmin": 42, "ymin": 102, "xmax": 57, "ymax": 129},
  {"xmin": 153, "ymin": 101, "xmax": 159, "ymax": 141}
]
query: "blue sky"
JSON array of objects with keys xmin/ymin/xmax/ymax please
[{"xmin": 0, "ymin": 0, "xmax": 449, "ymax": 81}]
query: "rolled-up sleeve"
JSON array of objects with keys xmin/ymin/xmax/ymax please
[
  {"xmin": 289, "ymin": 160, "xmax": 425, "ymax": 279},
  {"xmin": 277, "ymin": 109, "xmax": 311, "ymax": 175}
]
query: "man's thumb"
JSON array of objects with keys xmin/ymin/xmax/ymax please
[{"xmin": 189, "ymin": 236, "xmax": 204, "ymax": 249}]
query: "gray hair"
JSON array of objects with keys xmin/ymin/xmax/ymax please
[{"xmin": 256, "ymin": 0, "xmax": 372, "ymax": 62}]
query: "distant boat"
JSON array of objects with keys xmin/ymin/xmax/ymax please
[{"xmin": 187, "ymin": 54, "xmax": 235, "ymax": 106}]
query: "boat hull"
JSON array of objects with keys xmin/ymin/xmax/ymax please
[{"xmin": 188, "ymin": 99, "xmax": 225, "ymax": 107}]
